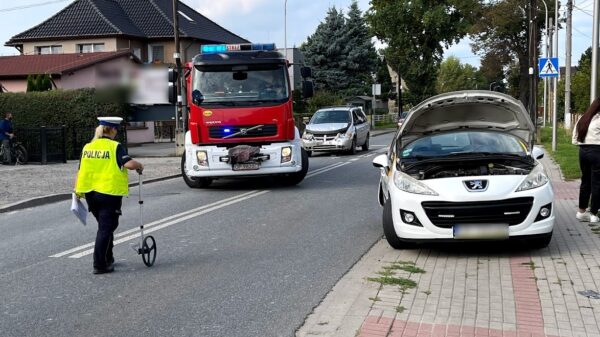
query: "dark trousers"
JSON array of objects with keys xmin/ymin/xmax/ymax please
[
  {"xmin": 85, "ymin": 191, "xmax": 123, "ymax": 269},
  {"xmin": 578, "ymin": 146, "xmax": 600, "ymax": 213}
]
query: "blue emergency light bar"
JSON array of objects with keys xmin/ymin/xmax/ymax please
[{"xmin": 201, "ymin": 43, "xmax": 276, "ymax": 54}]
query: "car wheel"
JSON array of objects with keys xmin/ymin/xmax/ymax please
[
  {"xmin": 348, "ymin": 137, "xmax": 357, "ymax": 155},
  {"xmin": 181, "ymin": 154, "xmax": 212, "ymax": 188},
  {"xmin": 383, "ymin": 198, "xmax": 405, "ymax": 249},
  {"xmin": 362, "ymin": 134, "xmax": 370, "ymax": 151},
  {"xmin": 529, "ymin": 232, "xmax": 552, "ymax": 249}
]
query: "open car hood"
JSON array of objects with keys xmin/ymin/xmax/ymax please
[{"xmin": 400, "ymin": 91, "xmax": 534, "ymax": 149}]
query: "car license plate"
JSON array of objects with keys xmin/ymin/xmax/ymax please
[
  {"xmin": 233, "ymin": 162, "xmax": 260, "ymax": 171},
  {"xmin": 453, "ymin": 224, "xmax": 509, "ymax": 240}
]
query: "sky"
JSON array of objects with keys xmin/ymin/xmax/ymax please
[{"xmin": 0, "ymin": 0, "xmax": 596, "ymax": 68}]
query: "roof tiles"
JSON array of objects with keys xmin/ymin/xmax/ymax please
[{"xmin": 6, "ymin": 0, "xmax": 248, "ymax": 45}]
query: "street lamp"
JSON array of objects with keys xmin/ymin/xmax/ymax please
[
  {"xmin": 540, "ymin": 0, "xmax": 549, "ymax": 127},
  {"xmin": 284, "ymin": 0, "xmax": 288, "ymax": 62}
]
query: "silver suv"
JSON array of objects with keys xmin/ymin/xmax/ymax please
[{"xmin": 302, "ymin": 106, "xmax": 370, "ymax": 156}]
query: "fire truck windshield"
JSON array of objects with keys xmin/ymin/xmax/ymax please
[{"xmin": 193, "ymin": 65, "xmax": 289, "ymax": 106}]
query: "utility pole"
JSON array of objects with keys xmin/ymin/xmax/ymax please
[
  {"xmin": 565, "ymin": 0, "xmax": 573, "ymax": 129},
  {"xmin": 528, "ymin": 0, "xmax": 538, "ymax": 140},
  {"xmin": 552, "ymin": 1, "xmax": 559, "ymax": 151},
  {"xmin": 592, "ymin": 0, "xmax": 599, "ymax": 102},
  {"xmin": 173, "ymin": 0, "xmax": 185, "ymax": 156}
]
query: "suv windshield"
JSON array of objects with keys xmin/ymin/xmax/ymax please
[
  {"xmin": 193, "ymin": 65, "xmax": 289, "ymax": 106},
  {"xmin": 399, "ymin": 131, "xmax": 527, "ymax": 159},
  {"xmin": 310, "ymin": 110, "xmax": 351, "ymax": 124}
]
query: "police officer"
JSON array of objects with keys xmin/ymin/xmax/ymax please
[{"xmin": 75, "ymin": 117, "xmax": 144, "ymax": 274}]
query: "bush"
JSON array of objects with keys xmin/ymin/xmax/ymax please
[
  {"xmin": 306, "ymin": 90, "xmax": 345, "ymax": 113},
  {"xmin": 0, "ymin": 87, "xmax": 130, "ymax": 159}
]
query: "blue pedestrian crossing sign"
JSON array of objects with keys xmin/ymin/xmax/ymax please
[{"xmin": 538, "ymin": 57, "xmax": 559, "ymax": 78}]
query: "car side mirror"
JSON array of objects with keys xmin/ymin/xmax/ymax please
[
  {"xmin": 532, "ymin": 146, "xmax": 544, "ymax": 160},
  {"xmin": 302, "ymin": 80, "xmax": 314, "ymax": 99},
  {"xmin": 372, "ymin": 154, "xmax": 388, "ymax": 168},
  {"xmin": 192, "ymin": 89, "xmax": 204, "ymax": 105}
]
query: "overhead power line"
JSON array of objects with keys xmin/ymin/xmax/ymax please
[{"xmin": 0, "ymin": 0, "xmax": 69, "ymax": 13}]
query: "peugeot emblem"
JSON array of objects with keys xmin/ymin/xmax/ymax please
[{"xmin": 463, "ymin": 179, "xmax": 488, "ymax": 192}]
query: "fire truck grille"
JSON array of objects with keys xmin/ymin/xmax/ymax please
[{"xmin": 209, "ymin": 125, "xmax": 277, "ymax": 139}]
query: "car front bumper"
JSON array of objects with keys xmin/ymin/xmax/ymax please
[
  {"xmin": 386, "ymin": 176, "xmax": 555, "ymax": 240},
  {"xmin": 302, "ymin": 137, "xmax": 353, "ymax": 152}
]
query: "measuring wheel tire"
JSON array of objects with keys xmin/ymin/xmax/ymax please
[
  {"xmin": 141, "ymin": 235, "xmax": 157, "ymax": 267},
  {"xmin": 181, "ymin": 154, "xmax": 212, "ymax": 188}
]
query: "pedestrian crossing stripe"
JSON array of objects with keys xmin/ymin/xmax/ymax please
[{"xmin": 538, "ymin": 57, "xmax": 559, "ymax": 78}]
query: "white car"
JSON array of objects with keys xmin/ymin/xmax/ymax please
[{"xmin": 373, "ymin": 91, "xmax": 554, "ymax": 249}]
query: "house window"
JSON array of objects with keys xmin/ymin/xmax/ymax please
[
  {"xmin": 149, "ymin": 45, "xmax": 164, "ymax": 63},
  {"xmin": 36, "ymin": 45, "xmax": 62, "ymax": 55},
  {"xmin": 77, "ymin": 43, "xmax": 105, "ymax": 53}
]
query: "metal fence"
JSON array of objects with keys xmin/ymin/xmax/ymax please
[{"xmin": 15, "ymin": 126, "xmax": 127, "ymax": 164}]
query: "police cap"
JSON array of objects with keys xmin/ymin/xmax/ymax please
[{"xmin": 98, "ymin": 117, "xmax": 123, "ymax": 128}]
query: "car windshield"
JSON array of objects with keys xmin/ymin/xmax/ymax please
[
  {"xmin": 400, "ymin": 131, "xmax": 527, "ymax": 159},
  {"xmin": 193, "ymin": 64, "xmax": 289, "ymax": 106},
  {"xmin": 310, "ymin": 110, "xmax": 351, "ymax": 124}
]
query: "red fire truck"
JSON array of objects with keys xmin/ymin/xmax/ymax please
[{"xmin": 179, "ymin": 43, "xmax": 313, "ymax": 188}]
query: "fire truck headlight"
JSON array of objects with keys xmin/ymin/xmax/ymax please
[
  {"xmin": 196, "ymin": 151, "xmax": 209, "ymax": 166},
  {"xmin": 281, "ymin": 147, "xmax": 292, "ymax": 163}
]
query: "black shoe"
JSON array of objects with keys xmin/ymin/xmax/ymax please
[
  {"xmin": 107, "ymin": 256, "xmax": 115, "ymax": 265},
  {"xmin": 93, "ymin": 265, "xmax": 115, "ymax": 274}
]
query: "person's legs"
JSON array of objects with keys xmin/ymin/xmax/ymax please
[
  {"xmin": 1, "ymin": 139, "xmax": 10, "ymax": 163},
  {"xmin": 579, "ymin": 147, "xmax": 592, "ymax": 212},
  {"xmin": 588, "ymin": 147, "xmax": 600, "ymax": 215},
  {"xmin": 88, "ymin": 193, "xmax": 122, "ymax": 271}
]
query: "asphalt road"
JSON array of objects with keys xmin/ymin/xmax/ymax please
[{"xmin": 0, "ymin": 133, "xmax": 394, "ymax": 337}]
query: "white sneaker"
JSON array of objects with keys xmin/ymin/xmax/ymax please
[
  {"xmin": 577, "ymin": 211, "xmax": 591, "ymax": 221},
  {"xmin": 591, "ymin": 215, "xmax": 600, "ymax": 223}
]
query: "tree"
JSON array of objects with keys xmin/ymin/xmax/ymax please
[
  {"xmin": 26, "ymin": 75, "xmax": 35, "ymax": 92},
  {"xmin": 571, "ymin": 47, "xmax": 598, "ymax": 114},
  {"xmin": 342, "ymin": 1, "xmax": 377, "ymax": 95},
  {"xmin": 367, "ymin": 0, "xmax": 477, "ymax": 103},
  {"xmin": 301, "ymin": 7, "xmax": 349, "ymax": 92},
  {"xmin": 375, "ymin": 55, "xmax": 393, "ymax": 101},
  {"xmin": 436, "ymin": 56, "xmax": 482, "ymax": 93},
  {"xmin": 469, "ymin": 0, "xmax": 554, "ymax": 105}
]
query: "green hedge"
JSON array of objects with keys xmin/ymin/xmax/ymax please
[{"xmin": 0, "ymin": 88, "xmax": 130, "ymax": 159}]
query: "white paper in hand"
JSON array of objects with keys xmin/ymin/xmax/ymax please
[{"xmin": 71, "ymin": 193, "xmax": 87, "ymax": 226}]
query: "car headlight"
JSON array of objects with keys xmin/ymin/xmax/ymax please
[
  {"xmin": 515, "ymin": 164, "xmax": 548, "ymax": 192},
  {"xmin": 393, "ymin": 171, "xmax": 438, "ymax": 195},
  {"xmin": 302, "ymin": 132, "xmax": 314, "ymax": 140}
]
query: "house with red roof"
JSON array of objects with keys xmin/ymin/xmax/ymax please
[{"xmin": 0, "ymin": 0, "xmax": 248, "ymax": 143}]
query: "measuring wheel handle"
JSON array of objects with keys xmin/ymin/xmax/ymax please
[{"xmin": 141, "ymin": 235, "xmax": 157, "ymax": 267}]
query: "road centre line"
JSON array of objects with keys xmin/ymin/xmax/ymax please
[
  {"xmin": 52, "ymin": 161, "xmax": 354, "ymax": 259},
  {"xmin": 68, "ymin": 190, "xmax": 271, "ymax": 258},
  {"xmin": 49, "ymin": 190, "xmax": 260, "ymax": 258}
]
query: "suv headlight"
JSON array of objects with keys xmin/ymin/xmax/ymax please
[
  {"xmin": 393, "ymin": 171, "xmax": 438, "ymax": 195},
  {"xmin": 515, "ymin": 164, "xmax": 548, "ymax": 192}
]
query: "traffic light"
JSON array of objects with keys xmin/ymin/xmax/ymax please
[{"xmin": 168, "ymin": 68, "xmax": 178, "ymax": 105}]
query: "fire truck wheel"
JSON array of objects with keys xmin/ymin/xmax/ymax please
[
  {"xmin": 279, "ymin": 148, "xmax": 309, "ymax": 186},
  {"xmin": 181, "ymin": 154, "xmax": 213, "ymax": 188}
]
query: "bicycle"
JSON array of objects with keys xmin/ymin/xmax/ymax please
[{"xmin": 0, "ymin": 137, "xmax": 28, "ymax": 165}]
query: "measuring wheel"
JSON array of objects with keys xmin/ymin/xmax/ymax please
[
  {"xmin": 141, "ymin": 235, "xmax": 157, "ymax": 267},
  {"xmin": 131, "ymin": 173, "xmax": 157, "ymax": 267}
]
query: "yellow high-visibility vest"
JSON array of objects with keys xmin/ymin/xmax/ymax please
[{"xmin": 75, "ymin": 138, "xmax": 128, "ymax": 196}]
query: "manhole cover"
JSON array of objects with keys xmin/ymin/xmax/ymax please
[{"xmin": 578, "ymin": 290, "xmax": 600, "ymax": 299}]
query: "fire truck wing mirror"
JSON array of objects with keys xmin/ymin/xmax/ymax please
[
  {"xmin": 168, "ymin": 82, "xmax": 177, "ymax": 105},
  {"xmin": 302, "ymin": 80, "xmax": 314, "ymax": 99},
  {"xmin": 168, "ymin": 68, "xmax": 178, "ymax": 82},
  {"xmin": 192, "ymin": 90, "xmax": 204, "ymax": 105},
  {"xmin": 233, "ymin": 72, "xmax": 247, "ymax": 81},
  {"xmin": 300, "ymin": 66, "xmax": 312, "ymax": 78}
]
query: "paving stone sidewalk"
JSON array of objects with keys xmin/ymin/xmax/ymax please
[
  {"xmin": 298, "ymin": 150, "xmax": 600, "ymax": 337},
  {"xmin": 0, "ymin": 156, "xmax": 180, "ymax": 208}
]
